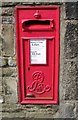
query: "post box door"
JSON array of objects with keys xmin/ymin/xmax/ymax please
[
  {"xmin": 24, "ymin": 38, "xmax": 54, "ymax": 98},
  {"xmin": 16, "ymin": 6, "xmax": 59, "ymax": 104}
]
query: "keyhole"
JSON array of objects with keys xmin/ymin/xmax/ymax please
[{"xmin": 28, "ymin": 67, "xmax": 30, "ymax": 71}]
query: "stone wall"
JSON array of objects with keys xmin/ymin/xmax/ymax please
[{"xmin": 0, "ymin": 2, "xmax": 78, "ymax": 120}]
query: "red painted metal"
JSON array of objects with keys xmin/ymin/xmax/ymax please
[{"xmin": 15, "ymin": 6, "xmax": 60, "ymax": 104}]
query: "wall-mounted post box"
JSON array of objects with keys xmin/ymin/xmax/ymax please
[{"xmin": 16, "ymin": 6, "xmax": 59, "ymax": 104}]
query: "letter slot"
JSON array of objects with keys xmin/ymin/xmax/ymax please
[{"xmin": 22, "ymin": 19, "xmax": 54, "ymax": 31}]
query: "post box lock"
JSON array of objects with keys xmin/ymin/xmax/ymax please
[
  {"xmin": 28, "ymin": 67, "xmax": 30, "ymax": 71},
  {"xmin": 16, "ymin": 6, "xmax": 59, "ymax": 104}
]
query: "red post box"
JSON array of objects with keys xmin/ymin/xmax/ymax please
[{"xmin": 16, "ymin": 6, "xmax": 60, "ymax": 104}]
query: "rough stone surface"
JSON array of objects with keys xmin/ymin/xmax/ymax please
[
  {"xmin": 0, "ymin": 68, "xmax": 2, "ymax": 77},
  {"xmin": 64, "ymin": 21, "xmax": 78, "ymax": 100},
  {"xmin": 76, "ymin": 81, "xmax": 78, "ymax": 100},
  {"xmin": 2, "ymin": 2, "xmax": 19, "ymax": 7},
  {"xmin": 0, "ymin": 77, "xmax": 2, "ymax": 93},
  {"xmin": 0, "ymin": 57, "xmax": 8, "ymax": 67},
  {"xmin": 2, "ymin": 67, "xmax": 17, "ymax": 77},
  {"xmin": 0, "ymin": 35, "xmax": 3, "ymax": 56},
  {"xmin": 65, "ymin": 2, "xmax": 78, "ymax": 20},
  {"xmin": 2, "ymin": 24, "xmax": 14, "ymax": 56},
  {"xmin": 76, "ymin": 102, "xmax": 78, "ymax": 119},
  {"xmin": 3, "ymin": 77, "xmax": 18, "ymax": 103},
  {"xmin": 53, "ymin": 101, "xmax": 76, "ymax": 118},
  {"xmin": 2, "ymin": 103, "xmax": 59, "ymax": 118},
  {"xmin": 1, "ymin": 118, "xmax": 77, "ymax": 120},
  {"xmin": 63, "ymin": 59, "xmax": 77, "ymax": 100},
  {"xmin": 64, "ymin": 22, "xmax": 78, "ymax": 59},
  {"xmin": 2, "ymin": 7, "xmax": 14, "ymax": 16},
  {"xmin": 2, "ymin": 16, "xmax": 14, "ymax": 23}
]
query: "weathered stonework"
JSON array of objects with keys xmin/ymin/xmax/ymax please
[
  {"xmin": 1, "ymin": 1, "xmax": 78, "ymax": 120},
  {"xmin": 76, "ymin": 81, "xmax": 78, "ymax": 100},
  {"xmin": 0, "ymin": 36, "xmax": 3, "ymax": 56},
  {"xmin": 3, "ymin": 77, "xmax": 18, "ymax": 103},
  {"xmin": 76, "ymin": 102, "xmax": 78, "ymax": 119},
  {"xmin": 64, "ymin": 22, "xmax": 78, "ymax": 59},
  {"xmin": 2, "ymin": 7, "xmax": 14, "ymax": 16},
  {"xmin": 65, "ymin": 2, "xmax": 78, "ymax": 20},
  {"xmin": 0, "ymin": 57, "xmax": 8, "ymax": 67},
  {"xmin": 2, "ymin": 67, "xmax": 17, "ymax": 77},
  {"xmin": 2, "ymin": 24, "xmax": 14, "ymax": 56},
  {"xmin": 2, "ymin": 16, "xmax": 14, "ymax": 24},
  {"xmin": 63, "ymin": 59, "xmax": 77, "ymax": 100}
]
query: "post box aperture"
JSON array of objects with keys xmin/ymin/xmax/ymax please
[{"xmin": 16, "ymin": 6, "xmax": 59, "ymax": 104}]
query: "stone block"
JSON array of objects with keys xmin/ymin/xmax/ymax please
[
  {"xmin": 2, "ymin": 67, "xmax": 17, "ymax": 77},
  {"xmin": 76, "ymin": 81, "xmax": 78, "ymax": 100},
  {"xmin": 0, "ymin": 57, "xmax": 8, "ymax": 67},
  {"xmin": 63, "ymin": 59, "xmax": 77, "ymax": 100},
  {"xmin": 63, "ymin": 103, "xmax": 75, "ymax": 118},
  {"xmin": 2, "ymin": 118, "xmax": 27, "ymax": 120},
  {"xmin": 2, "ymin": 104, "xmax": 23, "ymax": 113},
  {"xmin": 76, "ymin": 102, "xmax": 78, "ymax": 119},
  {"xmin": 0, "ymin": 35, "xmax": 3, "ymax": 56},
  {"xmin": 0, "ymin": 68, "xmax": 2, "ymax": 77},
  {"xmin": 64, "ymin": 22, "xmax": 78, "ymax": 59},
  {"xmin": 0, "ymin": 77, "xmax": 2, "ymax": 91},
  {"xmin": 2, "ymin": 111, "xmax": 26, "ymax": 119},
  {"xmin": 2, "ymin": 118, "xmax": 77, "ymax": 120},
  {"xmin": 2, "ymin": 2, "xmax": 20, "ymax": 7},
  {"xmin": 2, "ymin": 24, "xmax": 14, "ymax": 56},
  {"xmin": 65, "ymin": 2, "xmax": 78, "ymax": 20},
  {"xmin": 53, "ymin": 101, "xmax": 76, "ymax": 118},
  {"xmin": 2, "ymin": 7, "xmax": 14, "ymax": 16},
  {"xmin": 2, "ymin": 16, "xmax": 14, "ymax": 24},
  {"xmin": 3, "ymin": 77, "xmax": 18, "ymax": 103}
]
